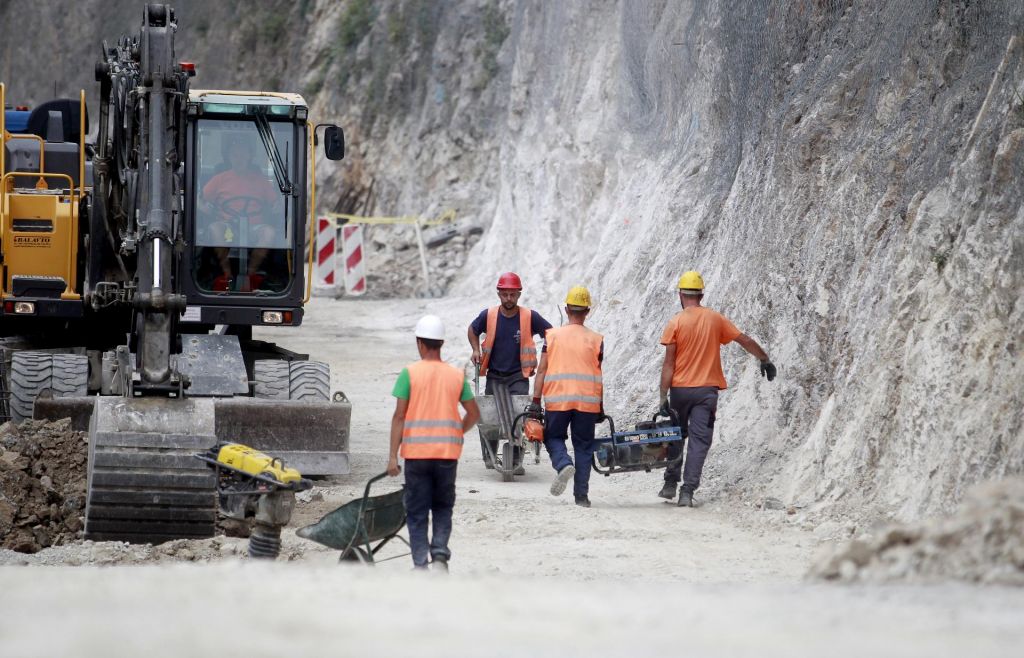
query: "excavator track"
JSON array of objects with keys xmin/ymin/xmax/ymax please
[{"xmin": 84, "ymin": 397, "xmax": 218, "ymax": 543}]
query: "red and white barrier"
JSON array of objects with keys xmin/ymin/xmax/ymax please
[
  {"xmin": 314, "ymin": 217, "xmax": 337, "ymax": 294},
  {"xmin": 342, "ymin": 224, "xmax": 366, "ymax": 295}
]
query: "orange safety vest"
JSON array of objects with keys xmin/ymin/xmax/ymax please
[
  {"xmin": 400, "ymin": 360, "xmax": 466, "ymax": 460},
  {"xmin": 542, "ymin": 324, "xmax": 603, "ymax": 413},
  {"xmin": 480, "ymin": 306, "xmax": 538, "ymax": 377}
]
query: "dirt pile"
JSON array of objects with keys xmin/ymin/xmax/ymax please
[
  {"xmin": 0, "ymin": 419, "xmax": 88, "ymax": 553},
  {"xmin": 810, "ymin": 478, "xmax": 1024, "ymax": 585}
]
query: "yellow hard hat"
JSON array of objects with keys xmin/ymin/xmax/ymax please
[
  {"xmin": 677, "ymin": 270, "xmax": 704, "ymax": 294},
  {"xmin": 565, "ymin": 285, "xmax": 592, "ymax": 309}
]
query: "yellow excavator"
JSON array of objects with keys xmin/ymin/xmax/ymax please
[{"xmin": 0, "ymin": 4, "xmax": 350, "ymax": 544}]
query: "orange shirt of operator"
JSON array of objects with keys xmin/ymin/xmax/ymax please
[
  {"xmin": 202, "ymin": 169, "xmax": 277, "ymax": 224},
  {"xmin": 660, "ymin": 307, "xmax": 742, "ymax": 389}
]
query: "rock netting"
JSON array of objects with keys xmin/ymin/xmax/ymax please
[
  {"xmin": 0, "ymin": 419, "xmax": 88, "ymax": 553},
  {"xmin": 810, "ymin": 478, "xmax": 1024, "ymax": 586}
]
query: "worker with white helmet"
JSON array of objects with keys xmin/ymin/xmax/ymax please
[
  {"xmin": 388, "ymin": 314, "xmax": 480, "ymax": 571},
  {"xmin": 657, "ymin": 271, "xmax": 776, "ymax": 507},
  {"xmin": 530, "ymin": 286, "xmax": 606, "ymax": 507}
]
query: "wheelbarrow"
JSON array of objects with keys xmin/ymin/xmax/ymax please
[
  {"xmin": 296, "ymin": 472, "xmax": 409, "ymax": 564},
  {"xmin": 592, "ymin": 408, "xmax": 685, "ymax": 475},
  {"xmin": 474, "ymin": 372, "xmax": 538, "ymax": 482}
]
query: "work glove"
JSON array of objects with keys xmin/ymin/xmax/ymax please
[
  {"xmin": 760, "ymin": 360, "xmax": 777, "ymax": 382},
  {"xmin": 658, "ymin": 398, "xmax": 671, "ymax": 417},
  {"xmin": 526, "ymin": 400, "xmax": 543, "ymax": 416}
]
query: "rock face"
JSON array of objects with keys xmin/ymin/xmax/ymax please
[
  {"xmin": 456, "ymin": 0, "xmax": 1024, "ymax": 524},
  {"xmin": 1, "ymin": 0, "xmax": 1021, "ymax": 523}
]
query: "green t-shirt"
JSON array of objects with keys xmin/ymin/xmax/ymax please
[{"xmin": 392, "ymin": 367, "xmax": 474, "ymax": 402}]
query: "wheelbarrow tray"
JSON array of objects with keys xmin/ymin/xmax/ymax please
[
  {"xmin": 297, "ymin": 473, "xmax": 407, "ymax": 561},
  {"xmin": 476, "ymin": 394, "xmax": 532, "ymax": 443},
  {"xmin": 476, "ymin": 393, "xmax": 534, "ymax": 480}
]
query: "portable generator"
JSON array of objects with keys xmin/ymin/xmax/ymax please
[{"xmin": 593, "ymin": 409, "xmax": 684, "ymax": 475}]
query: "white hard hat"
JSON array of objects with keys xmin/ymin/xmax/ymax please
[{"xmin": 414, "ymin": 314, "xmax": 445, "ymax": 340}]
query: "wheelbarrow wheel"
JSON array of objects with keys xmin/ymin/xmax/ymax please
[
  {"xmin": 339, "ymin": 546, "xmax": 372, "ymax": 565},
  {"xmin": 501, "ymin": 443, "xmax": 515, "ymax": 482}
]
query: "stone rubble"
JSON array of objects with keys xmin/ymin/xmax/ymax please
[
  {"xmin": 810, "ymin": 478, "xmax": 1024, "ymax": 585},
  {"xmin": 0, "ymin": 419, "xmax": 87, "ymax": 553}
]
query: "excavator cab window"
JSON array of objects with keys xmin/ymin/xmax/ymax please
[{"xmin": 192, "ymin": 118, "xmax": 296, "ymax": 294}]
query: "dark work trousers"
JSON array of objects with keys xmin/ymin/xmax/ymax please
[
  {"xmin": 483, "ymin": 371, "xmax": 529, "ymax": 395},
  {"xmin": 483, "ymin": 371, "xmax": 529, "ymax": 467},
  {"xmin": 662, "ymin": 386, "xmax": 719, "ymax": 492},
  {"xmin": 403, "ymin": 458, "xmax": 458, "ymax": 567},
  {"xmin": 543, "ymin": 409, "xmax": 599, "ymax": 497}
]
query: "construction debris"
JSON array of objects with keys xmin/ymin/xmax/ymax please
[
  {"xmin": 810, "ymin": 478, "xmax": 1024, "ymax": 586},
  {"xmin": 0, "ymin": 419, "xmax": 87, "ymax": 553}
]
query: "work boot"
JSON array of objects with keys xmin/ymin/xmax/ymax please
[
  {"xmin": 431, "ymin": 556, "xmax": 449, "ymax": 574},
  {"xmin": 513, "ymin": 461, "xmax": 526, "ymax": 476},
  {"xmin": 677, "ymin": 487, "xmax": 694, "ymax": 508},
  {"xmin": 550, "ymin": 465, "xmax": 575, "ymax": 496},
  {"xmin": 658, "ymin": 481, "xmax": 678, "ymax": 500},
  {"xmin": 574, "ymin": 495, "xmax": 591, "ymax": 508}
]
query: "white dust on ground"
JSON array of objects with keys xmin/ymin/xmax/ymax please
[{"xmin": 1, "ymin": 298, "xmax": 1023, "ymax": 656}]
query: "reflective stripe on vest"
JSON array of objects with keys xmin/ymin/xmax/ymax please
[
  {"xmin": 542, "ymin": 324, "xmax": 603, "ymax": 413},
  {"xmin": 480, "ymin": 305, "xmax": 537, "ymax": 378},
  {"xmin": 400, "ymin": 360, "xmax": 465, "ymax": 460}
]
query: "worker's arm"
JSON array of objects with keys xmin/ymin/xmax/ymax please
[
  {"xmin": 461, "ymin": 398, "xmax": 481, "ymax": 433},
  {"xmin": 467, "ymin": 324, "xmax": 482, "ymax": 365},
  {"xmin": 735, "ymin": 333, "xmax": 776, "ymax": 381},
  {"xmin": 387, "ymin": 398, "xmax": 409, "ymax": 476},
  {"xmin": 735, "ymin": 333, "xmax": 768, "ymax": 361},
  {"xmin": 531, "ymin": 351, "xmax": 549, "ymax": 408},
  {"xmin": 659, "ymin": 343, "xmax": 676, "ymax": 407}
]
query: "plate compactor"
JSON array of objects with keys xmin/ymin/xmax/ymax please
[{"xmin": 196, "ymin": 443, "xmax": 312, "ymax": 559}]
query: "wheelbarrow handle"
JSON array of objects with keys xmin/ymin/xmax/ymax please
[{"xmin": 364, "ymin": 471, "xmax": 391, "ymax": 500}]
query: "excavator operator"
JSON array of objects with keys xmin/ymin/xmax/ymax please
[{"xmin": 201, "ymin": 136, "xmax": 280, "ymax": 292}]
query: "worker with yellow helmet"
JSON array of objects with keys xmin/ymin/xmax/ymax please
[
  {"xmin": 657, "ymin": 271, "xmax": 776, "ymax": 507},
  {"xmin": 529, "ymin": 285, "xmax": 605, "ymax": 507}
]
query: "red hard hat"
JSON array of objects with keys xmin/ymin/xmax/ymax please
[{"xmin": 496, "ymin": 272, "xmax": 523, "ymax": 290}]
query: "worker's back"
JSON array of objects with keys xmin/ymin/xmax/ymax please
[{"xmin": 661, "ymin": 306, "xmax": 741, "ymax": 389}]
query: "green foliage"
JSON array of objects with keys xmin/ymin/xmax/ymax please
[
  {"xmin": 387, "ymin": 10, "xmax": 407, "ymax": 46},
  {"xmin": 259, "ymin": 13, "xmax": 288, "ymax": 44},
  {"xmin": 932, "ymin": 246, "xmax": 951, "ymax": 273},
  {"xmin": 338, "ymin": 0, "xmax": 375, "ymax": 51},
  {"xmin": 476, "ymin": 0, "xmax": 509, "ymax": 89}
]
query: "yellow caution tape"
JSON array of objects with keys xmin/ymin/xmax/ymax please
[{"xmin": 324, "ymin": 208, "xmax": 456, "ymax": 227}]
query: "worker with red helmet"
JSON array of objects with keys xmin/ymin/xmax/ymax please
[{"xmin": 467, "ymin": 272, "xmax": 553, "ymax": 472}]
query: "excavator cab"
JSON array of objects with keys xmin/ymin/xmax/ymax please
[{"xmin": 180, "ymin": 91, "xmax": 332, "ymax": 328}]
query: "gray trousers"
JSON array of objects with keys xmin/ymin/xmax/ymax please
[{"xmin": 663, "ymin": 386, "xmax": 719, "ymax": 492}]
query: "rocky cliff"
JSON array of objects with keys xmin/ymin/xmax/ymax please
[{"xmin": 2, "ymin": 0, "xmax": 1021, "ymax": 523}]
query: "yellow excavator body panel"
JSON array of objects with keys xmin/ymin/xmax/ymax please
[{"xmin": 0, "ymin": 186, "xmax": 80, "ymax": 298}]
